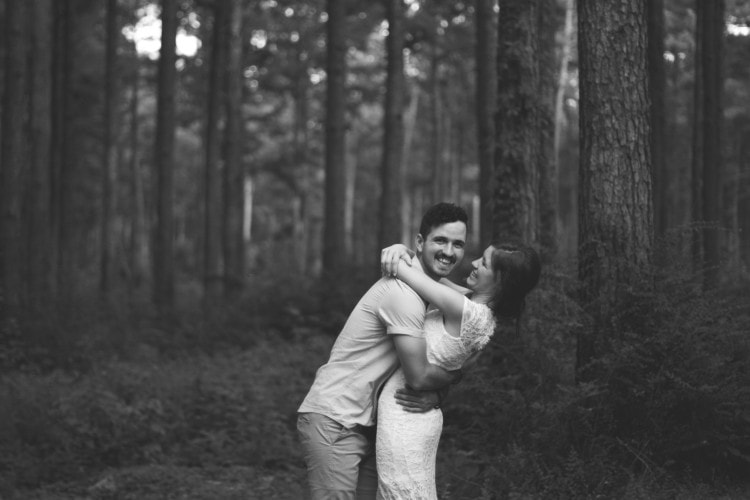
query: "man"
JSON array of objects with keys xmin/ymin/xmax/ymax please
[{"xmin": 297, "ymin": 202, "xmax": 469, "ymax": 500}]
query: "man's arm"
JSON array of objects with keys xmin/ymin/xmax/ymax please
[{"xmin": 392, "ymin": 334, "xmax": 461, "ymax": 391}]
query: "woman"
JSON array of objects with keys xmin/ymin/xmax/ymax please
[{"xmin": 376, "ymin": 241, "xmax": 541, "ymax": 499}]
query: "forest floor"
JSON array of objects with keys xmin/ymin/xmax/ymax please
[
  {"xmin": 12, "ymin": 463, "xmax": 306, "ymax": 500},
  {"xmin": 3, "ymin": 275, "xmax": 750, "ymax": 500},
  {"xmin": 4, "ymin": 325, "xmax": 490, "ymax": 500}
]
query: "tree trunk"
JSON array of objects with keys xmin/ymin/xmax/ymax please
[
  {"xmin": 401, "ymin": 81, "xmax": 419, "ymax": 245},
  {"xmin": 322, "ymin": 0, "xmax": 348, "ymax": 275},
  {"xmin": 699, "ymin": 0, "xmax": 724, "ymax": 290},
  {"xmin": 153, "ymin": 0, "xmax": 178, "ymax": 308},
  {"xmin": 429, "ymin": 50, "xmax": 442, "ymax": 202},
  {"xmin": 723, "ymin": 120, "xmax": 740, "ymax": 285},
  {"xmin": 204, "ymin": 0, "xmax": 226, "ymax": 301},
  {"xmin": 577, "ymin": 0, "xmax": 653, "ymax": 373},
  {"xmin": 476, "ymin": 0, "xmax": 497, "ymax": 249},
  {"xmin": 27, "ymin": 0, "xmax": 54, "ymax": 311},
  {"xmin": 345, "ymin": 135, "xmax": 358, "ymax": 261},
  {"xmin": 554, "ymin": 0, "xmax": 574, "ymax": 170},
  {"xmin": 293, "ymin": 70, "xmax": 311, "ymax": 275},
  {"xmin": 690, "ymin": 2, "xmax": 704, "ymax": 274},
  {"xmin": 379, "ymin": 0, "xmax": 405, "ymax": 251},
  {"xmin": 648, "ymin": 0, "xmax": 668, "ymax": 241},
  {"xmin": 1, "ymin": 0, "xmax": 29, "ymax": 317},
  {"xmin": 537, "ymin": 0, "xmax": 559, "ymax": 262},
  {"xmin": 51, "ymin": 0, "xmax": 74, "ymax": 303},
  {"xmin": 493, "ymin": 0, "xmax": 541, "ymax": 244},
  {"xmin": 554, "ymin": 0, "xmax": 576, "ymax": 259},
  {"xmin": 100, "ymin": 0, "xmax": 119, "ymax": 296},
  {"xmin": 223, "ymin": 0, "xmax": 245, "ymax": 296},
  {"xmin": 129, "ymin": 55, "xmax": 149, "ymax": 290},
  {"xmin": 739, "ymin": 124, "xmax": 750, "ymax": 272}
]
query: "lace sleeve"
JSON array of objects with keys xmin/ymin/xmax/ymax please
[{"xmin": 460, "ymin": 297, "xmax": 496, "ymax": 353}]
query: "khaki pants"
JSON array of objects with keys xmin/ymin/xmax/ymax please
[{"xmin": 297, "ymin": 412, "xmax": 378, "ymax": 500}]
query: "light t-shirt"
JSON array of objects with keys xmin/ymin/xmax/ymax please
[{"xmin": 298, "ymin": 277, "xmax": 427, "ymax": 428}]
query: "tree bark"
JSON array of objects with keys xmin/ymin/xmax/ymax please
[
  {"xmin": 739, "ymin": 124, "xmax": 750, "ymax": 272},
  {"xmin": 322, "ymin": 0, "xmax": 348, "ymax": 275},
  {"xmin": 223, "ymin": 0, "xmax": 245, "ymax": 296},
  {"xmin": 1, "ymin": 0, "xmax": 29, "ymax": 317},
  {"xmin": 51, "ymin": 0, "xmax": 74, "ymax": 303},
  {"xmin": 101, "ymin": 0, "xmax": 119, "ymax": 296},
  {"xmin": 401, "ymin": 81, "xmax": 419, "ymax": 245},
  {"xmin": 204, "ymin": 0, "xmax": 226, "ymax": 301},
  {"xmin": 476, "ymin": 0, "xmax": 497, "ymax": 249},
  {"xmin": 577, "ymin": 0, "xmax": 653, "ymax": 372},
  {"xmin": 129, "ymin": 62, "xmax": 149, "ymax": 290},
  {"xmin": 538, "ymin": 0, "xmax": 559, "ymax": 261},
  {"xmin": 690, "ymin": 1, "xmax": 704, "ymax": 274},
  {"xmin": 493, "ymin": 0, "xmax": 541, "ymax": 244},
  {"xmin": 153, "ymin": 0, "xmax": 178, "ymax": 308},
  {"xmin": 429, "ymin": 51, "xmax": 443, "ymax": 203},
  {"xmin": 699, "ymin": 0, "xmax": 724, "ymax": 290},
  {"xmin": 648, "ymin": 0, "xmax": 668, "ymax": 241},
  {"xmin": 379, "ymin": 0, "xmax": 406, "ymax": 251},
  {"xmin": 292, "ymin": 67, "xmax": 311, "ymax": 275},
  {"xmin": 28, "ymin": 0, "xmax": 54, "ymax": 311},
  {"xmin": 723, "ymin": 120, "xmax": 740, "ymax": 285}
]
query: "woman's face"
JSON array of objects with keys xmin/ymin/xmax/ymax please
[{"xmin": 466, "ymin": 245, "xmax": 496, "ymax": 292}]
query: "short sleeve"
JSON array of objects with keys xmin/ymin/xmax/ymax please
[
  {"xmin": 460, "ymin": 297, "xmax": 496, "ymax": 352},
  {"xmin": 378, "ymin": 280, "xmax": 426, "ymax": 338}
]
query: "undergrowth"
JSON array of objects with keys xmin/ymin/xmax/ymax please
[{"xmin": 1, "ymin": 262, "xmax": 749, "ymax": 499}]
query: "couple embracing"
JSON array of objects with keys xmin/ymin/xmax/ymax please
[{"xmin": 297, "ymin": 202, "xmax": 541, "ymax": 499}]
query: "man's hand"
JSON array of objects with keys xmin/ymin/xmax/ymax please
[
  {"xmin": 381, "ymin": 244, "xmax": 415, "ymax": 277},
  {"xmin": 394, "ymin": 386, "xmax": 439, "ymax": 413}
]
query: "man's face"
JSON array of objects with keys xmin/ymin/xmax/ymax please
[{"xmin": 416, "ymin": 221, "xmax": 467, "ymax": 280}]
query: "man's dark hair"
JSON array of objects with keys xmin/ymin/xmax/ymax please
[{"xmin": 418, "ymin": 202, "xmax": 469, "ymax": 238}]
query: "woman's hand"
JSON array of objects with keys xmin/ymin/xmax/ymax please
[{"xmin": 381, "ymin": 244, "xmax": 415, "ymax": 277}]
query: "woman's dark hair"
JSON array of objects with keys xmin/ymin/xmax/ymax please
[{"xmin": 487, "ymin": 242, "xmax": 541, "ymax": 320}]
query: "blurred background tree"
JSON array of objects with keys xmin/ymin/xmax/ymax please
[{"xmin": 1, "ymin": 0, "xmax": 747, "ymax": 313}]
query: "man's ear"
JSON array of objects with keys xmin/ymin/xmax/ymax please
[{"xmin": 415, "ymin": 234, "xmax": 424, "ymax": 253}]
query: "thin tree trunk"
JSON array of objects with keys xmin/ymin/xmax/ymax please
[
  {"xmin": 223, "ymin": 0, "xmax": 245, "ymax": 296},
  {"xmin": 401, "ymin": 82, "xmax": 419, "ymax": 244},
  {"xmin": 153, "ymin": 0, "xmax": 178, "ymax": 308},
  {"xmin": 699, "ymin": 0, "xmax": 724, "ymax": 290},
  {"xmin": 739, "ymin": 125, "xmax": 750, "ymax": 271},
  {"xmin": 493, "ymin": 0, "xmax": 541, "ymax": 244},
  {"xmin": 1, "ymin": 0, "xmax": 29, "ymax": 317},
  {"xmin": 476, "ymin": 0, "xmax": 497, "ymax": 249},
  {"xmin": 101, "ymin": 0, "xmax": 119, "ymax": 296},
  {"xmin": 129, "ymin": 58, "xmax": 149, "ymax": 290},
  {"xmin": 293, "ymin": 70, "xmax": 311, "ymax": 275},
  {"xmin": 204, "ymin": 0, "xmax": 226, "ymax": 301},
  {"xmin": 648, "ymin": 0, "xmax": 668, "ymax": 241},
  {"xmin": 51, "ymin": 0, "xmax": 74, "ymax": 304},
  {"xmin": 554, "ymin": 0, "xmax": 574, "ymax": 169},
  {"xmin": 538, "ymin": 0, "xmax": 559, "ymax": 261},
  {"xmin": 323, "ymin": 0, "xmax": 348, "ymax": 274},
  {"xmin": 28, "ymin": 0, "xmax": 54, "ymax": 311},
  {"xmin": 429, "ymin": 51, "xmax": 442, "ymax": 202},
  {"xmin": 723, "ymin": 121, "xmax": 740, "ymax": 285},
  {"xmin": 691, "ymin": 2, "xmax": 704, "ymax": 275},
  {"xmin": 345, "ymin": 136, "xmax": 358, "ymax": 260},
  {"xmin": 379, "ymin": 0, "xmax": 406, "ymax": 251},
  {"xmin": 554, "ymin": 0, "xmax": 575, "ymax": 259}
]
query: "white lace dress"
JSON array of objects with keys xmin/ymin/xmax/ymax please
[{"xmin": 376, "ymin": 297, "xmax": 496, "ymax": 500}]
